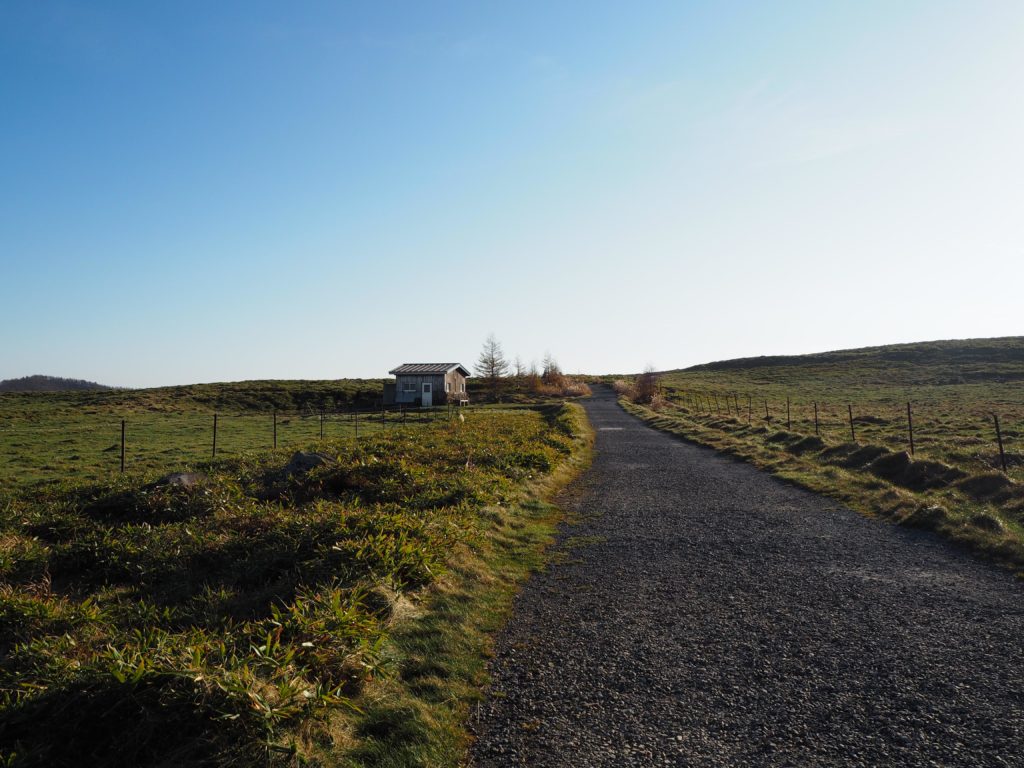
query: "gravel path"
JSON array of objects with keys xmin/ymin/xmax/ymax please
[{"xmin": 470, "ymin": 387, "xmax": 1024, "ymax": 767}]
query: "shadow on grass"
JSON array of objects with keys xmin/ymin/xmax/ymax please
[{"xmin": 0, "ymin": 677, "xmax": 258, "ymax": 768}]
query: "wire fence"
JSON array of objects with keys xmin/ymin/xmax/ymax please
[
  {"xmin": 660, "ymin": 385, "xmax": 1021, "ymax": 478},
  {"xmin": 1, "ymin": 402, "xmax": 476, "ymax": 485}
]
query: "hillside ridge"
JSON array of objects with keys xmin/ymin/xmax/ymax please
[
  {"xmin": 0, "ymin": 374, "xmax": 114, "ymax": 392},
  {"xmin": 675, "ymin": 336, "xmax": 1024, "ymax": 375}
]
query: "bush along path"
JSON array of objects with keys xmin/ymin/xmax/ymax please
[{"xmin": 470, "ymin": 386, "xmax": 1024, "ymax": 767}]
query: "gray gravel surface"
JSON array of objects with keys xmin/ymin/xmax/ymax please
[{"xmin": 469, "ymin": 387, "xmax": 1024, "ymax": 767}]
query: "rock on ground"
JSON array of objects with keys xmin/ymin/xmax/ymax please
[{"xmin": 283, "ymin": 451, "xmax": 335, "ymax": 475}]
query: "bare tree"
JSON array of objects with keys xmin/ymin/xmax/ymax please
[
  {"xmin": 542, "ymin": 353, "xmax": 565, "ymax": 387},
  {"xmin": 475, "ymin": 334, "xmax": 509, "ymax": 400},
  {"xmin": 525, "ymin": 360, "xmax": 541, "ymax": 393},
  {"xmin": 541, "ymin": 352, "xmax": 556, "ymax": 378},
  {"xmin": 511, "ymin": 355, "xmax": 525, "ymax": 393}
]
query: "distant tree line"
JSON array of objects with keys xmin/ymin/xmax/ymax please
[
  {"xmin": 473, "ymin": 334, "xmax": 591, "ymax": 401},
  {"xmin": 0, "ymin": 375, "xmax": 113, "ymax": 393}
]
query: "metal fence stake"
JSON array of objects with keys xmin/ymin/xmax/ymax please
[
  {"xmin": 907, "ymin": 402, "xmax": 914, "ymax": 456},
  {"xmin": 994, "ymin": 413, "xmax": 1007, "ymax": 472}
]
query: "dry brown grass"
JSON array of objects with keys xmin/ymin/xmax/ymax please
[{"xmin": 613, "ymin": 375, "xmax": 666, "ymax": 408}]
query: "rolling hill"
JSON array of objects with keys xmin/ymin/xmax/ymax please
[{"xmin": 0, "ymin": 375, "xmax": 114, "ymax": 392}]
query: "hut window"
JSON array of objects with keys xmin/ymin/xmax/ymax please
[{"xmin": 445, "ymin": 381, "xmax": 451, "ymax": 392}]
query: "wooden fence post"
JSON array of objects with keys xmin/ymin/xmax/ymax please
[
  {"xmin": 848, "ymin": 404, "xmax": 855, "ymax": 442},
  {"xmin": 213, "ymin": 413, "xmax": 218, "ymax": 457},
  {"xmin": 813, "ymin": 401, "xmax": 819, "ymax": 435},
  {"xmin": 354, "ymin": 410, "xmax": 359, "ymax": 438},
  {"xmin": 786, "ymin": 397, "xmax": 791, "ymax": 430},
  {"xmin": 747, "ymin": 395, "xmax": 752, "ymax": 423},
  {"xmin": 764, "ymin": 400, "xmax": 770, "ymax": 422},
  {"xmin": 273, "ymin": 409, "xmax": 277, "ymax": 449},
  {"xmin": 120, "ymin": 419, "xmax": 125, "ymax": 473},
  {"xmin": 320, "ymin": 407, "xmax": 324, "ymax": 440},
  {"xmin": 907, "ymin": 402, "xmax": 914, "ymax": 456},
  {"xmin": 994, "ymin": 413, "xmax": 1007, "ymax": 472}
]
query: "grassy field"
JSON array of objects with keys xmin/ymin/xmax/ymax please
[
  {"xmin": 0, "ymin": 379, "xmax": 587, "ymax": 489},
  {"xmin": 0, "ymin": 382, "xmax": 592, "ymax": 766},
  {"xmin": 619, "ymin": 337, "xmax": 1024, "ymax": 575},
  {"xmin": 0, "ymin": 380, "xmax": 442, "ymax": 488}
]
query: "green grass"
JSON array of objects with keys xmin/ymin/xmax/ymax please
[
  {"xmin": 0, "ymin": 379, "xmax": 387, "ymax": 489},
  {"xmin": 619, "ymin": 336, "xmax": 1024, "ymax": 575},
  {"xmin": 655, "ymin": 337, "xmax": 1024, "ymax": 481},
  {"xmin": 0, "ymin": 399, "xmax": 592, "ymax": 766},
  {"xmin": 0, "ymin": 379, "xmax": 589, "ymax": 490}
]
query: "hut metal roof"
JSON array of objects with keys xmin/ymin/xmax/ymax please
[{"xmin": 389, "ymin": 363, "xmax": 470, "ymax": 376}]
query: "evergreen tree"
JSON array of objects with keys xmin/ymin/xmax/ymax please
[{"xmin": 474, "ymin": 334, "xmax": 509, "ymax": 399}]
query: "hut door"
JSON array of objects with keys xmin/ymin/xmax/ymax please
[{"xmin": 422, "ymin": 382, "xmax": 432, "ymax": 407}]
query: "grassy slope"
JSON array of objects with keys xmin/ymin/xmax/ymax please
[
  {"xmin": 621, "ymin": 337, "xmax": 1024, "ymax": 575},
  {"xmin": 0, "ymin": 402, "xmax": 592, "ymax": 766},
  {"xmin": 0, "ymin": 379, "xmax": 587, "ymax": 489},
  {"xmin": 0, "ymin": 376, "xmax": 113, "ymax": 393},
  {"xmin": 2, "ymin": 378, "xmax": 387, "ymax": 413},
  {"xmin": 0, "ymin": 380, "xmax": 386, "ymax": 488}
]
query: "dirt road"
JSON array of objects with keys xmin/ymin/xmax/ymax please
[{"xmin": 470, "ymin": 387, "xmax": 1024, "ymax": 767}]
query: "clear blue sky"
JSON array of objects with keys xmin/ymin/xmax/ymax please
[{"xmin": 2, "ymin": 1, "xmax": 1022, "ymax": 387}]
